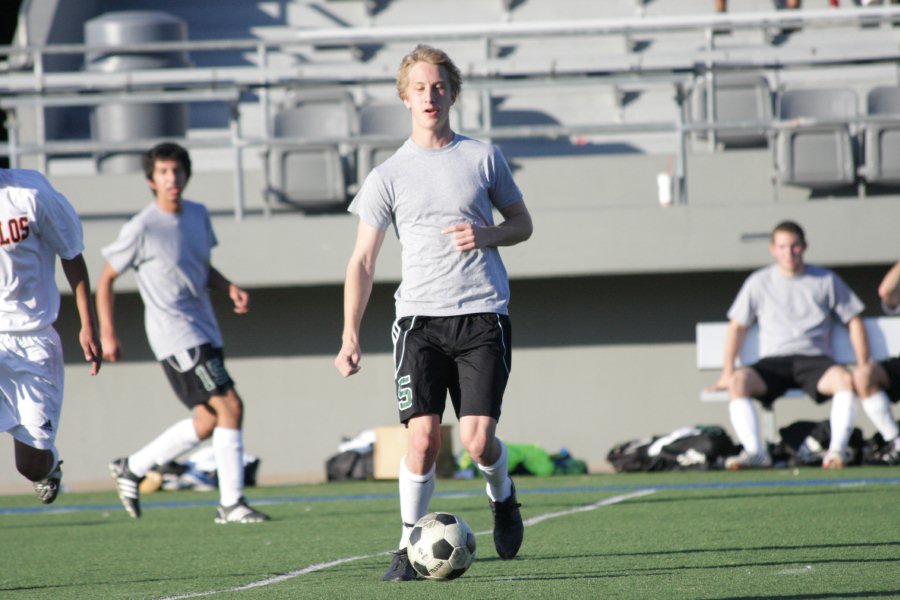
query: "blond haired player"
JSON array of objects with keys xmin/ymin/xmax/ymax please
[{"xmin": 335, "ymin": 45, "xmax": 533, "ymax": 580}]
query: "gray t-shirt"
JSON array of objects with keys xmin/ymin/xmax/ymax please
[
  {"xmin": 101, "ymin": 200, "xmax": 223, "ymax": 360},
  {"xmin": 728, "ymin": 264, "xmax": 864, "ymax": 358},
  {"xmin": 349, "ymin": 134, "xmax": 524, "ymax": 318}
]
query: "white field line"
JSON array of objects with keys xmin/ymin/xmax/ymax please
[{"xmin": 156, "ymin": 488, "xmax": 657, "ymax": 600}]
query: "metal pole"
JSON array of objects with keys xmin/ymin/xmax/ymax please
[{"xmin": 229, "ymin": 101, "xmax": 245, "ymax": 221}]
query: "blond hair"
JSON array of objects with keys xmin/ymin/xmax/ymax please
[{"xmin": 396, "ymin": 44, "xmax": 462, "ymax": 102}]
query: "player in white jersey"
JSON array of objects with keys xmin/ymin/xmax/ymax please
[
  {"xmin": 334, "ymin": 45, "xmax": 533, "ymax": 581},
  {"xmin": 707, "ymin": 221, "xmax": 868, "ymax": 470},
  {"xmin": 851, "ymin": 260, "xmax": 900, "ymax": 464},
  {"xmin": 96, "ymin": 143, "xmax": 268, "ymax": 524},
  {"xmin": 0, "ymin": 168, "xmax": 102, "ymax": 504}
]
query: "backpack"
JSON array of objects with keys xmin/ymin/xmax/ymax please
[{"xmin": 325, "ymin": 449, "xmax": 374, "ymax": 481}]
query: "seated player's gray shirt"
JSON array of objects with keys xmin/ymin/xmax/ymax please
[
  {"xmin": 102, "ymin": 200, "xmax": 223, "ymax": 360},
  {"xmin": 728, "ymin": 264, "xmax": 864, "ymax": 358},
  {"xmin": 349, "ymin": 134, "xmax": 524, "ymax": 318}
]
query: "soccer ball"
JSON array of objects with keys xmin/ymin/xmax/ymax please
[{"xmin": 407, "ymin": 511, "xmax": 476, "ymax": 580}]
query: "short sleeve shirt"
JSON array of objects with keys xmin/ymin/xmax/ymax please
[
  {"xmin": 101, "ymin": 200, "xmax": 223, "ymax": 360},
  {"xmin": 0, "ymin": 169, "xmax": 84, "ymax": 332},
  {"xmin": 727, "ymin": 264, "xmax": 864, "ymax": 358},
  {"xmin": 349, "ymin": 134, "xmax": 524, "ymax": 318}
]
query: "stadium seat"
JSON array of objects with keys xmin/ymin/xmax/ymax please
[
  {"xmin": 861, "ymin": 86, "xmax": 900, "ymax": 186},
  {"xmin": 268, "ymin": 90, "xmax": 356, "ymax": 210},
  {"xmin": 691, "ymin": 73, "xmax": 773, "ymax": 148},
  {"xmin": 774, "ymin": 87, "xmax": 858, "ymax": 189},
  {"xmin": 355, "ymin": 101, "xmax": 409, "ymax": 185}
]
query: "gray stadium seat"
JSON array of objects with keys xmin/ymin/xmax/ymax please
[
  {"xmin": 774, "ymin": 87, "xmax": 858, "ymax": 189},
  {"xmin": 269, "ymin": 91, "xmax": 356, "ymax": 210},
  {"xmin": 356, "ymin": 101, "xmax": 409, "ymax": 184},
  {"xmin": 692, "ymin": 73, "xmax": 773, "ymax": 148},
  {"xmin": 861, "ymin": 86, "xmax": 900, "ymax": 186}
]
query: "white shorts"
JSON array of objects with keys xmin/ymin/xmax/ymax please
[{"xmin": 0, "ymin": 327, "xmax": 65, "ymax": 450}]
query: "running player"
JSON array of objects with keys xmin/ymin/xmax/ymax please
[
  {"xmin": 1, "ymin": 168, "xmax": 102, "ymax": 503},
  {"xmin": 97, "ymin": 142, "xmax": 268, "ymax": 523},
  {"xmin": 334, "ymin": 44, "xmax": 533, "ymax": 580}
]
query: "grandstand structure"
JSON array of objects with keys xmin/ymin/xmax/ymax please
[{"xmin": 1, "ymin": 0, "xmax": 899, "ymax": 489}]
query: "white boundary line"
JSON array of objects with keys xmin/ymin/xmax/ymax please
[{"xmin": 156, "ymin": 488, "xmax": 656, "ymax": 600}]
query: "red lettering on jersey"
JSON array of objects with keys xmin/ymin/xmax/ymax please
[{"xmin": 0, "ymin": 217, "xmax": 29, "ymax": 246}]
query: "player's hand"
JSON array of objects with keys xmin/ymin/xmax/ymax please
[
  {"xmin": 335, "ymin": 343, "xmax": 361, "ymax": 377},
  {"xmin": 101, "ymin": 333, "xmax": 122, "ymax": 364},
  {"xmin": 704, "ymin": 372, "xmax": 731, "ymax": 393},
  {"xmin": 229, "ymin": 284, "xmax": 249, "ymax": 314},
  {"xmin": 81, "ymin": 327, "xmax": 102, "ymax": 376},
  {"xmin": 442, "ymin": 222, "xmax": 483, "ymax": 252}
]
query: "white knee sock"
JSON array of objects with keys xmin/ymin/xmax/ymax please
[
  {"xmin": 861, "ymin": 391, "xmax": 900, "ymax": 442},
  {"xmin": 829, "ymin": 390, "xmax": 857, "ymax": 453},
  {"xmin": 398, "ymin": 457, "xmax": 435, "ymax": 549},
  {"xmin": 213, "ymin": 427, "xmax": 244, "ymax": 507},
  {"xmin": 129, "ymin": 418, "xmax": 200, "ymax": 477},
  {"xmin": 477, "ymin": 439, "xmax": 512, "ymax": 502},
  {"xmin": 729, "ymin": 398, "xmax": 765, "ymax": 456}
]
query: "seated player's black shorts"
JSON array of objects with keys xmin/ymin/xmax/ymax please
[
  {"xmin": 392, "ymin": 313, "xmax": 512, "ymax": 424},
  {"xmin": 750, "ymin": 354, "xmax": 837, "ymax": 405},
  {"xmin": 161, "ymin": 343, "xmax": 235, "ymax": 409},
  {"xmin": 877, "ymin": 356, "xmax": 900, "ymax": 403}
]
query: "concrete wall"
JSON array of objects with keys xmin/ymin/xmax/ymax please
[{"xmin": 2, "ymin": 266, "xmax": 891, "ymax": 492}]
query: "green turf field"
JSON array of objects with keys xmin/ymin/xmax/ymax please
[{"xmin": 1, "ymin": 468, "xmax": 898, "ymax": 599}]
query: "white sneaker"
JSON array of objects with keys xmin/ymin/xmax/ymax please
[
  {"xmin": 725, "ymin": 451, "xmax": 772, "ymax": 471},
  {"xmin": 822, "ymin": 449, "xmax": 848, "ymax": 469}
]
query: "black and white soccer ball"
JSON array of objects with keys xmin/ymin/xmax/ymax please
[{"xmin": 407, "ymin": 511, "xmax": 476, "ymax": 580}]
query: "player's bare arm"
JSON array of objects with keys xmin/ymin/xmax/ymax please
[
  {"xmin": 707, "ymin": 320, "xmax": 748, "ymax": 391},
  {"xmin": 60, "ymin": 254, "xmax": 102, "ymax": 376},
  {"xmin": 847, "ymin": 314, "xmax": 871, "ymax": 368},
  {"xmin": 878, "ymin": 260, "xmax": 900, "ymax": 310},
  {"xmin": 209, "ymin": 267, "xmax": 249, "ymax": 314},
  {"xmin": 442, "ymin": 201, "xmax": 533, "ymax": 252},
  {"xmin": 96, "ymin": 262, "xmax": 123, "ymax": 363},
  {"xmin": 336, "ymin": 221, "xmax": 386, "ymax": 378}
]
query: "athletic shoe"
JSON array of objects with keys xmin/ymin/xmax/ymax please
[
  {"xmin": 489, "ymin": 480, "xmax": 524, "ymax": 560},
  {"xmin": 724, "ymin": 451, "xmax": 772, "ymax": 470},
  {"xmin": 109, "ymin": 457, "xmax": 143, "ymax": 519},
  {"xmin": 214, "ymin": 497, "xmax": 270, "ymax": 524},
  {"xmin": 383, "ymin": 548, "xmax": 417, "ymax": 581},
  {"xmin": 879, "ymin": 438, "xmax": 900, "ymax": 466},
  {"xmin": 822, "ymin": 449, "xmax": 847, "ymax": 469},
  {"xmin": 33, "ymin": 460, "xmax": 63, "ymax": 504}
]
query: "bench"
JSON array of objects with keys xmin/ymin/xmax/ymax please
[{"xmin": 696, "ymin": 316, "xmax": 900, "ymax": 442}]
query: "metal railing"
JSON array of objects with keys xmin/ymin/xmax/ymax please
[{"xmin": 1, "ymin": 6, "xmax": 899, "ymax": 217}]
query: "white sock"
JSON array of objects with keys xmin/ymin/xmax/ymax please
[
  {"xmin": 398, "ymin": 457, "xmax": 435, "ymax": 549},
  {"xmin": 128, "ymin": 418, "xmax": 200, "ymax": 477},
  {"xmin": 829, "ymin": 390, "xmax": 857, "ymax": 453},
  {"xmin": 861, "ymin": 391, "xmax": 900, "ymax": 443},
  {"xmin": 213, "ymin": 427, "xmax": 244, "ymax": 507},
  {"xmin": 476, "ymin": 439, "xmax": 512, "ymax": 502},
  {"xmin": 729, "ymin": 398, "xmax": 765, "ymax": 456}
]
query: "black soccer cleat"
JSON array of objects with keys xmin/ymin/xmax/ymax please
[
  {"xmin": 214, "ymin": 497, "xmax": 270, "ymax": 524},
  {"xmin": 109, "ymin": 457, "xmax": 143, "ymax": 519},
  {"xmin": 33, "ymin": 460, "xmax": 63, "ymax": 505},
  {"xmin": 490, "ymin": 480, "xmax": 524, "ymax": 560},
  {"xmin": 383, "ymin": 548, "xmax": 417, "ymax": 581}
]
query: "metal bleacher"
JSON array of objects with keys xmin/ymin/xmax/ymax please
[{"xmin": 2, "ymin": 1, "xmax": 900, "ymax": 219}]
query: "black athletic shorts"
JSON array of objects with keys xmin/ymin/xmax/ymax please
[
  {"xmin": 392, "ymin": 313, "xmax": 512, "ymax": 424},
  {"xmin": 878, "ymin": 356, "xmax": 900, "ymax": 403},
  {"xmin": 161, "ymin": 343, "xmax": 235, "ymax": 409},
  {"xmin": 751, "ymin": 355, "xmax": 836, "ymax": 405}
]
